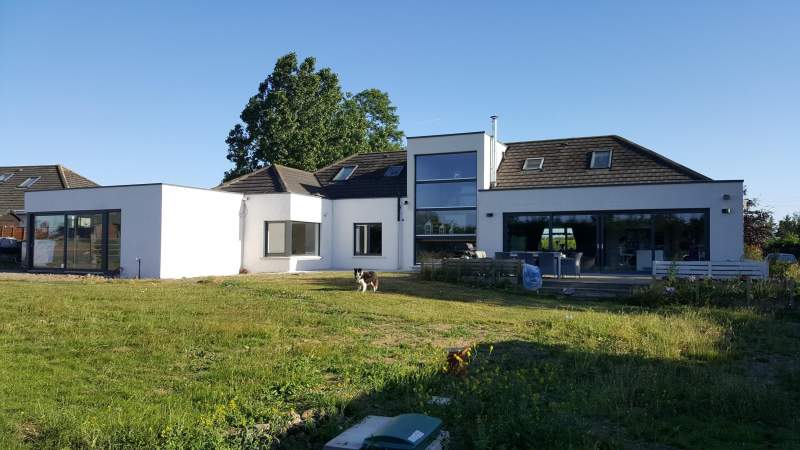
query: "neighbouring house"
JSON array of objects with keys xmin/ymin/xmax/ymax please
[
  {"xmin": 22, "ymin": 129, "xmax": 744, "ymax": 278},
  {"xmin": 1, "ymin": 165, "xmax": 98, "ymax": 237}
]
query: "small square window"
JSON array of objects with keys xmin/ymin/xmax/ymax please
[
  {"xmin": 589, "ymin": 150, "xmax": 612, "ymax": 169},
  {"xmin": 18, "ymin": 176, "xmax": 40, "ymax": 188},
  {"xmin": 522, "ymin": 157, "xmax": 544, "ymax": 170},
  {"xmin": 333, "ymin": 165, "xmax": 357, "ymax": 181},
  {"xmin": 354, "ymin": 223, "xmax": 382, "ymax": 255},
  {"xmin": 0, "ymin": 173, "xmax": 14, "ymax": 183},
  {"xmin": 384, "ymin": 165, "xmax": 404, "ymax": 177}
]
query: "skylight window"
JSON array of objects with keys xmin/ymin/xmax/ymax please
[
  {"xmin": 17, "ymin": 176, "xmax": 40, "ymax": 188},
  {"xmin": 522, "ymin": 157, "xmax": 544, "ymax": 171},
  {"xmin": 0, "ymin": 173, "xmax": 14, "ymax": 183},
  {"xmin": 332, "ymin": 165, "xmax": 357, "ymax": 181},
  {"xmin": 589, "ymin": 150, "xmax": 613, "ymax": 169},
  {"xmin": 384, "ymin": 165, "xmax": 404, "ymax": 177}
]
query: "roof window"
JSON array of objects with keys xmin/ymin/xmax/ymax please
[
  {"xmin": 0, "ymin": 173, "xmax": 14, "ymax": 183},
  {"xmin": 18, "ymin": 176, "xmax": 41, "ymax": 188},
  {"xmin": 522, "ymin": 157, "xmax": 544, "ymax": 170},
  {"xmin": 332, "ymin": 165, "xmax": 357, "ymax": 181},
  {"xmin": 384, "ymin": 165, "xmax": 404, "ymax": 177},
  {"xmin": 589, "ymin": 150, "xmax": 612, "ymax": 169}
]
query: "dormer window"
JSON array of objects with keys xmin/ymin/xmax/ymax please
[
  {"xmin": 384, "ymin": 165, "xmax": 404, "ymax": 177},
  {"xmin": 332, "ymin": 165, "xmax": 357, "ymax": 181},
  {"xmin": 0, "ymin": 173, "xmax": 14, "ymax": 183},
  {"xmin": 589, "ymin": 150, "xmax": 612, "ymax": 169},
  {"xmin": 522, "ymin": 157, "xmax": 544, "ymax": 171},
  {"xmin": 18, "ymin": 176, "xmax": 40, "ymax": 188}
]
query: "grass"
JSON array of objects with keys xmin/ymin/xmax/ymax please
[{"xmin": 0, "ymin": 272, "xmax": 798, "ymax": 449}]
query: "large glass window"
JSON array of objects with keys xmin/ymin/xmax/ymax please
[
  {"xmin": 414, "ymin": 152, "xmax": 477, "ymax": 262},
  {"xmin": 66, "ymin": 214, "xmax": 104, "ymax": 270},
  {"xmin": 265, "ymin": 222, "xmax": 286, "ymax": 255},
  {"xmin": 264, "ymin": 221, "xmax": 320, "ymax": 256},
  {"xmin": 415, "ymin": 210, "xmax": 477, "ymax": 236},
  {"xmin": 416, "ymin": 152, "xmax": 477, "ymax": 181},
  {"xmin": 292, "ymin": 222, "xmax": 319, "ymax": 256},
  {"xmin": 33, "ymin": 215, "xmax": 66, "ymax": 268},
  {"xmin": 30, "ymin": 210, "xmax": 121, "ymax": 272},
  {"xmin": 416, "ymin": 182, "xmax": 477, "ymax": 209},
  {"xmin": 108, "ymin": 212, "xmax": 121, "ymax": 271},
  {"xmin": 354, "ymin": 223, "xmax": 382, "ymax": 255},
  {"xmin": 654, "ymin": 212, "xmax": 707, "ymax": 262},
  {"xmin": 503, "ymin": 210, "xmax": 708, "ymax": 273}
]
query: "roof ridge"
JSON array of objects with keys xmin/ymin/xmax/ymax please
[
  {"xmin": 504, "ymin": 134, "xmax": 618, "ymax": 145},
  {"xmin": 269, "ymin": 165, "xmax": 289, "ymax": 192},
  {"xmin": 55, "ymin": 164, "xmax": 69, "ymax": 188},
  {"xmin": 610, "ymin": 135, "xmax": 710, "ymax": 181}
]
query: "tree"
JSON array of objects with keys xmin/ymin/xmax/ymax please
[
  {"xmin": 776, "ymin": 212, "xmax": 800, "ymax": 239},
  {"xmin": 743, "ymin": 191, "xmax": 775, "ymax": 251},
  {"xmin": 222, "ymin": 53, "xmax": 404, "ymax": 181}
]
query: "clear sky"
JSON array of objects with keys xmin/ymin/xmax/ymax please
[{"xmin": 1, "ymin": 1, "xmax": 798, "ymax": 218}]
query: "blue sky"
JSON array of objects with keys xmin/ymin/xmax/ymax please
[{"xmin": 1, "ymin": 1, "xmax": 798, "ymax": 218}]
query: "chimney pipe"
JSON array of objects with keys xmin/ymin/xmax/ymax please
[{"xmin": 490, "ymin": 115, "xmax": 498, "ymax": 188}]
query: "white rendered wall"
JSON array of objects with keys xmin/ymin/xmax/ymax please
[
  {"xmin": 159, "ymin": 185, "xmax": 243, "ymax": 278},
  {"xmin": 25, "ymin": 184, "xmax": 164, "ymax": 278},
  {"xmin": 330, "ymin": 197, "xmax": 405, "ymax": 270},
  {"xmin": 241, "ymin": 193, "xmax": 332, "ymax": 273},
  {"xmin": 476, "ymin": 181, "xmax": 744, "ymax": 261}
]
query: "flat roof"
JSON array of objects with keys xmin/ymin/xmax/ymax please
[{"xmin": 406, "ymin": 131, "xmax": 487, "ymax": 139}]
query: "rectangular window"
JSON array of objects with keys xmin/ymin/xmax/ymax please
[
  {"xmin": 30, "ymin": 210, "xmax": 120, "ymax": 272},
  {"xmin": 414, "ymin": 151, "xmax": 477, "ymax": 263},
  {"xmin": 354, "ymin": 223, "xmax": 382, "ymax": 255},
  {"xmin": 333, "ymin": 165, "xmax": 357, "ymax": 181},
  {"xmin": 0, "ymin": 173, "xmax": 14, "ymax": 183},
  {"xmin": 265, "ymin": 221, "xmax": 286, "ymax": 256},
  {"xmin": 18, "ymin": 176, "xmax": 41, "ymax": 188},
  {"xmin": 264, "ymin": 221, "xmax": 320, "ymax": 256},
  {"xmin": 522, "ymin": 157, "xmax": 544, "ymax": 170},
  {"xmin": 291, "ymin": 222, "xmax": 319, "ymax": 255},
  {"xmin": 416, "ymin": 181, "xmax": 477, "ymax": 209},
  {"xmin": 384, "ymin": 165, "xmax": 404, "ymax": 177},
  {"xmin": 416, "ymin": 152, "xmax": 477, "ymax": 181},
  {"xmin": 33, "ymin": 215, "xmax": 66, "ymax": 268},
  {"xmin": 589, "ymin": 150, "xmax": 612, "ymax": 169}
]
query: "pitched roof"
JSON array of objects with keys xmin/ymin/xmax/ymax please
[
  {"xmin": 495, "ymin": 135, "xmax": 710, "ymax": 189},
  {"xmin": 215, "ymin": 164, "xmax": 323, "ymax": 196},
  {"xmin": 314, "ymin": 151, "xmax": 407, "ymax": 199},
  {"xmin": 216, "ymin": 151, "xmax": 407, "ymax": 199},
  {"xmin": 0, "ymin": 165, "xmax": 98, "ymax": 213}
]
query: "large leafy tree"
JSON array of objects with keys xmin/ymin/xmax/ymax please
[
  {"xmin": 222, "ymin": 53, "xmax": 404, "ymax": 181},
  {"xmin": 776, "ymin": 212, "xmax": 800, "ymax": 239}
]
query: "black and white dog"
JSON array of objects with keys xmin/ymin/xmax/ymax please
[{"xmin": 354, "ymin": 268, "xmax": 379, "ymax": 292}]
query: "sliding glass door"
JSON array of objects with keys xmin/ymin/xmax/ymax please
[
  {"xmin": 504, "ymin": 209, "xmax": 709, "ymax": 273},
  {"xmin": 30, "ymin": 210, "xmax": 121, "ymax": 272}
]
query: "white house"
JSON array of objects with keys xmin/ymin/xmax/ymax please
[{"xmin": 23, "ymin": 128, "xmax": 744, "ymax": 278}]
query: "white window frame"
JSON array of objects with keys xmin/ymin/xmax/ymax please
[
  {"xmin": 18, "ymin": 176, "xmax": 41, "ymax": 188},
  {"xmin": 589, "ymin": 150, "xmax": 613, "ymax": 169},
  {"xmin": 0, "ymin": 173, "xmax": 14, "ymax": 183},
  {"xmin": 354, "ymin": 223, "xmax": 382, "ymax": 256},
  {"xmin": 522, "ymin": 157, "xmax": 544, "ymax": 170},
  {"xmin": 333, "ymin": 165, "xmax": 358, "ymax": 181}
]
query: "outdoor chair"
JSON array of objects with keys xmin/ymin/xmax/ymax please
[{"xmin": 561, "ymin": 252, "xmax": 583, "ymax": 278}]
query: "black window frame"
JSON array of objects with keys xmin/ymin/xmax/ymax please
[
  {"xmin": 264, "ymin": 220, "xmax": 321, "ymax": 257},
  {"xmin": 413, "ymin": 151, "xmax": 478, "ymax": 264},
  {"xmin": 26, "ymin": 209, "xmax": 121, "ymax": 275},
  {"xmin": 353, "ymin": 222, "xmax": 382, "ymax": 256}
]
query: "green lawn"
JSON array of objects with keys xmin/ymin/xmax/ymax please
[{"xmin": 0, "ymin": 272, "xmax": 798, "ymax": 449}]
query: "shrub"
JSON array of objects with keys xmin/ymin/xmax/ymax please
[
  {"xmin": 630, "ymin": 277, "xmax": 796, "ymax": 309},
  {"xmin": 765, "ymin": 235, "xmax": 800, "ymax": 258},
  {"xmin": 744, "ymin": 244, "xmax": 763, "ymax": 260}
]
